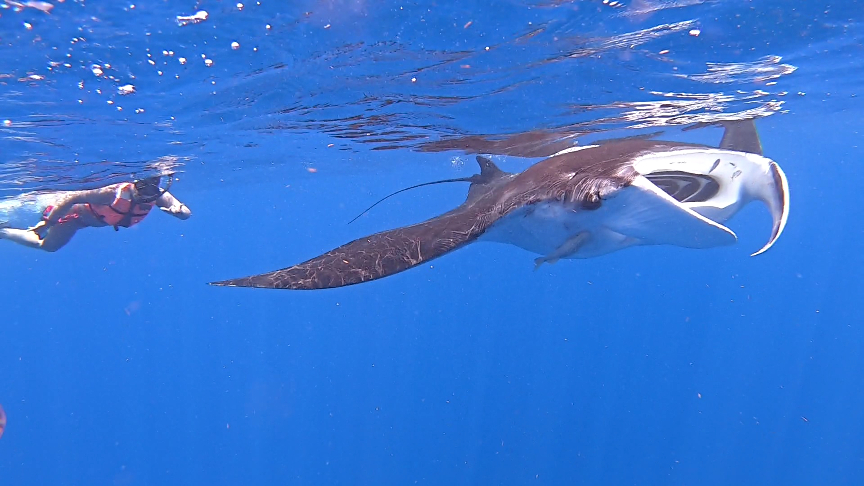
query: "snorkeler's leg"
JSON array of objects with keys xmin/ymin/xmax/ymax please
[
  {"xmin": 0, "ymin": 220, "xmax": 81, "ymax": 252},
  {"xmin": 37, "ymin": 221, "xmax": 83, "ymax": 252},
  {"xmin": 0, "ymin": 227, "xmax": 45, "ymax": 249}
]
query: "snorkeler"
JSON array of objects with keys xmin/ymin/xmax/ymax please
[{"xmin": 0, "ymin": 175, "xmax": 191, "ymax": 252}]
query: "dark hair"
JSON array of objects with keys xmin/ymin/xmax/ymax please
[{"xmin": 134, "ymin": 176, "xmax": 162, "ymax": 200}]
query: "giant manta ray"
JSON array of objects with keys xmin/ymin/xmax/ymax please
[{"xmin": 211, "ymin": 120, "xmax": 789, "ymax": 290}]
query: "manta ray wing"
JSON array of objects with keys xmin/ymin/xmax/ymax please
[
  {"xmin": 211, "ymin": 156, "xmax": 512, "ymax": 290},
  {"xmin": 210, "ymin": 205, "xmax": 496, "ymax": 290}
]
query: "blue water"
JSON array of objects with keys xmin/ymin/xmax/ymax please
[{"xmin": 1, "ymin": 0, "xmax": 863, "ymax": 484}]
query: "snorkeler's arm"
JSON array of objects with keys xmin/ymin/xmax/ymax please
[
  {"xmin": 43, "ymin": 186, "xmax": 118, "ymax": 224},
  {"xmin": 154, "ymin": 191, "xmax": 192, "ymax": 219}
]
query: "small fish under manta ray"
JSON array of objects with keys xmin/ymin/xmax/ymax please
[{"xmin": 210, "ymin": 120, "xmax": 789, "ymax": 291}]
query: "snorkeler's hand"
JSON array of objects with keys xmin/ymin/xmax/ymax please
[
  {"xmin": 160, "ymin": 201, "xmax": 192, "ymax": 219},
  {"xmin": 176, "ymin": 203, "xmax": 192, "ymax": 219},
  {"xmin": 43, "ymin": 201, "xmax": 66, "ymax": 225}
]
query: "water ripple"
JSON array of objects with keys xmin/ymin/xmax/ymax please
[{"xmin": 0, "ymin": 0, "xmax": 859, "ymax": 195}]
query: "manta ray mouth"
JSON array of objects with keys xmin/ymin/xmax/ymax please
[
  {"xmin": 634, "ymin": 149, "xmax": 789, "ymax": 256},
  {"xmin": 645, "ymin": 171, "xmax": 720, "ymax": 203}
]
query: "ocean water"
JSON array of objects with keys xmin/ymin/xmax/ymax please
[{"xmin": 1, "ymin": 0, "xmax": 863, "ymax": 484}]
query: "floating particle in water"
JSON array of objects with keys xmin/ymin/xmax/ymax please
[
  {"xmin": 204, "ymin": 58, "xmax": 214, "ymax": 67},
  {"xmin": 2, "ymin": 120, "xmax": 12, "ymax": 127},
  {"xmin": 236, "ymin": 2, "xmax": 244, "ymax": 10},
  {"xmin": 117, "ymin": 84, "xmax": 135, "ymax": 95},
  {"xmin": 689, "ymin": 29, "xmax": 701, "ymax": 37},
  {"xmin": 91, "ymin": 64, "xmax": 103, "ymax": 76},
  {"xmin": 178, "ymin": 57, "xmax": 187, "ymax": 65},
  {"xmin": 231, "ymin": 41, "xmax": 240, "ymax": 50},
  {"xmin": 0, "ymin": 404, "xmax": 5, "ymax": 439},
  {"xmin": 176, "ymin": 10, "xmax": 208, "ymax": 27},
  {"xmin": 23, "ymin": 22, "xmax": 33, "ymax": 30},
  {"xmin": 658, "ymin": 49, "xmax": 670, "ymax": 55}
]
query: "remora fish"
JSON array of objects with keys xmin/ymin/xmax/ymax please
[{"xmin": 211, "ymin": 120, "xmax": 789, "ymax": 290}]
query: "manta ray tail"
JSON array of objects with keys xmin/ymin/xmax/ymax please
[{"xmin": 347, "ymin": 156, "xmax": 508, "ymax": 224}]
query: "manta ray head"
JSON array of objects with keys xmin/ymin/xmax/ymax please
[{"xmin": 633, "ymin": 147, "xmax": 790, "ymax": 256}]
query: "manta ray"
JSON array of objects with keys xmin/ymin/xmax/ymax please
[{"xmin": 211, "ymin": 120, "xmax": 789, "ymax": 290}]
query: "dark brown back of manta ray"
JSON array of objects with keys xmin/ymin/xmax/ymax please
[{"xmin": 209, "ymin": 120, "xmax": 763, "ymax": 290}]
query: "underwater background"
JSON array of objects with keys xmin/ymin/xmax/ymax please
[{"xmin": 1, "ymin": 0, "xmax": 863, "ymax": 484}]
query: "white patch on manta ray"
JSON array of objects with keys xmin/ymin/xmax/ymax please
[{"xmin": 549, "ymin": 145, "xmax": 600, "ymax": 157}]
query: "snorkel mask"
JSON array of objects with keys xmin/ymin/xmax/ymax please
[{"xmin": 133, "ymin": 174, "xmax": 174, "ymax": 203}]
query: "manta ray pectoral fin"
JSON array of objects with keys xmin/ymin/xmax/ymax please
[
  {"xmin": 533, "ymin": 232, "xmax": 590, "ymax": 270},
  {"xmin": 719, "ymin": 119, "xmax": 763, "ymax": 155},
  {"xmin": 210, "ymin": 207, "xmax": 496, "ymax": 290},
  {"xmin": 685, "ymin": 119, "xmax": 764, "ymax": 155}
]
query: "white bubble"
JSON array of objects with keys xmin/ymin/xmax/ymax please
[
  {"xmin": 176, "ymin": 10, "xmax": 208, "ymax": 27},
  {"xmin": 231, "ymin": 41, "xmax": 240, "ymax": 50},
  {"xmin": 117, "ymin": 84, "xmax": 136, "ymax": 95}
]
